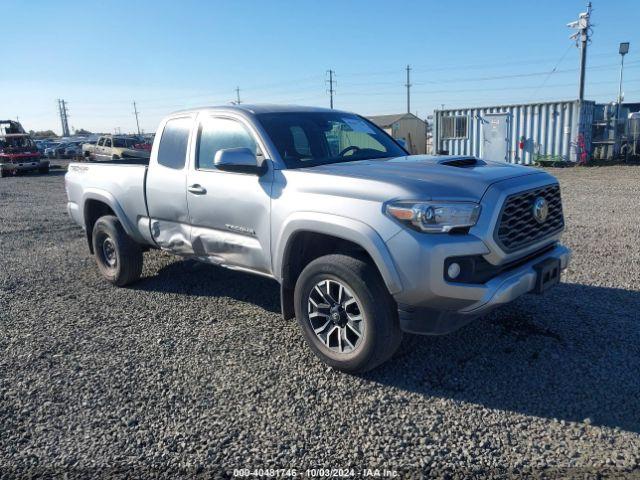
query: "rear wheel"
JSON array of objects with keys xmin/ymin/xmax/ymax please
[
  {"xmin": 91, "ymin": 215, "xmax": 143, "ymax": 286},
  {"xmin": 38, "ymin": 164, "xmax": 49, "ymax": 174},
  {"xmin": 294, "ymin": 254, "xmax": 402, "ymax": 373}
]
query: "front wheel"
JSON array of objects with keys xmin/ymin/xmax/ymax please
[
  {"xmin": 294, "ymin": 254, "xmax": 402, "ymax": 373},
  {"xmin": 92, "ymin": 215, "xmax": 143, "ymax": 286}
]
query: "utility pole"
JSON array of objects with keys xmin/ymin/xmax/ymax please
[
  {"xmin": 568, "ymin": 2, "xmax": 592, "ymax": 102},
  {"xmin": 327, "ymin": 70, "xmax": 335, "ymax": 109},
  {"xmin": 57, "ymin": 99, "xmax": 70, "ymax": 137},
  {"xmin": 405, "ymin": 65, "xmax": 412, "ymax": 114},
  {"xmin": 133, "ymin": 101, "xmax": 142, "ymax": 136},
  {"xmin": 235, "ymin": 87, "xmax": 241, "ymax": 104}
]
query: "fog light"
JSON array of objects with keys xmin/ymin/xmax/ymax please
[{"xmin": 447, "ymin": 262, "xmax": 461, "ymax": 280}]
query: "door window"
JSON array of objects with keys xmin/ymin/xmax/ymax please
[
  {"xmin": 197, "ymin": 117, "xmax": 257, "ymax": 170},
  {"xmin": 104, "ymin": 138, "xmax": 112, "ymax": 148},
  {"xmin": 97, "ymin": 138, "xmax": 104, "ymax": 146},
  {"xmin": 157, "ymin": 117, "xmax": 192, "ymax": 169}
]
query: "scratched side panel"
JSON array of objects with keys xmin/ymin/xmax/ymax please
[
  {"xmin": 149, "ymin": 219, "xmax": 193, "ymax": 255},
  {"xmin": 190, "ymin": 225, "xmax": 266, "ymax": 269}
]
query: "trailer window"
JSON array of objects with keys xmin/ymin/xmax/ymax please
[
  {"xmin": 157, "ymin": 117, "xmax": 192, "ymax": 169},
  {"xmin": 441, "ymin": 116, "xmax": 468, "ymax": 139}
]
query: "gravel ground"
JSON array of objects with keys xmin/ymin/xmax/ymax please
[{"xmin": 1, "ymin": 165, "xmax": 639, "ymax": 478}]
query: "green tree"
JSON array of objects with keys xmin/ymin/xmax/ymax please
[{"xmin": 29, "ymin": 130, "xmax": 58, "ymax": 139}]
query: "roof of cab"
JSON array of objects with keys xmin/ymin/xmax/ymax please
[{"xmin": 171, "ymin": 104, "xmax": 351, "ymax": 116}]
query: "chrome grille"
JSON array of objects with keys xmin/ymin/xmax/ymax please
[{"xmin": 495, "ymin": 184, "xmax": 564, "ymax": 252}]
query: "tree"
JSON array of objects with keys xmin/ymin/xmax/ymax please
[
  {"xmin": 29, "ymin": 130, "xmax": 58, "ymax": 139},
  {"xmin": 74, "ymin": 128, "xmax": 92, "ymax": 135}
]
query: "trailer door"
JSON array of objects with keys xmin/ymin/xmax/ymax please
[{"xmin": 482, "ymin": 113, "xmax": 510, "ymax": 162}]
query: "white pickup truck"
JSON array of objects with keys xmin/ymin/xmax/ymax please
[{"xmin": 65, "ymin": 105, "xmax": 570, "ymax": 372}]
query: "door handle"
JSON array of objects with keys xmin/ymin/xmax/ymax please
[{"xmin": 187, "ymin": 184, "xmax": 207, "ymax": 195}]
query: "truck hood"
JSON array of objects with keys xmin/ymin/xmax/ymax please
[{"xmin": 297, "ymin": 155, "xmax": 545, "ymax": 201}]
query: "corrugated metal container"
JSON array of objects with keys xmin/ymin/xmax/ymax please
[{"xmin": 433, "ymin": 100, "xmax": 595, "ymax": 164}]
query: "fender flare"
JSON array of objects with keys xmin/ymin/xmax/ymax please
[
  {"xmin": 273, "ymin": 212, "xmax": 403, "ymax": 295},
  {"xmin": 81, "ymin": 188, "xmax": 140, "ymax": 241}
]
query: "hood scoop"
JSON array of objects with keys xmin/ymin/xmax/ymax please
[{"xmin": 438, "ymin": 157, "xmax": 486, "ymax": 168}]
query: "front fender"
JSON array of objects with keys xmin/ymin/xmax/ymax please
[{"xmin": 273, "ymin": 212, "xmax": 403, "ymax": 294}]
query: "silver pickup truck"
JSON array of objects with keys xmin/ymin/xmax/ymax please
[{"xmin": 65, "ymin": 105, "xmax": 571, "ymax": 372}]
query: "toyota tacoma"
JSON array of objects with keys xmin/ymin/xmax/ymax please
[{"xmin": 65, "ymin": 105, "xmax": 571, "ymax": 372}]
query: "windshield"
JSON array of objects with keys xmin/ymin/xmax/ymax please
[
  {"xmin": 256, "ymin": 112, "xmax": 406, "ymax": 168},
  {"xmin": 113, "ymin": 138, "xmax": 138, "ymax": 148},
  {"xmin": 0, "ymin": 136, "xmax": 35, "ymax": 150}
]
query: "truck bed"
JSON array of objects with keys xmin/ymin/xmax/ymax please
[{"xmin": 65, "ymin": 162, "xmax": 150, "ymax": 244}]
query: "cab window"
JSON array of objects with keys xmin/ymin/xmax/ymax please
[
  {"xmin": 197, "ymin": 117, "xmax": 257, "ymax": 170},
  {"xmin": 157, "ymin": 117, "xmax": 193, "ymax": 169}
]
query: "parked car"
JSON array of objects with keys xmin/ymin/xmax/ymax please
[
  {"xmin": 64, "ymin": 141, "xmax": 84, "ymax": 158},
  {"xmin": 65, "ymin": 105, "xmax": 571, "ymax": 372},
  {"xmin": 83, "ymin": 135, "xmax": 150, "ymax": 161},
  {"xmin": 36, "ymin": 140, "xmax": 57, "ymax": 154},
  {"xmin": 35, "ymin": 140, "xmax": 47, "ymax": 153},
  {"xmin": 44, "ymin": 142, "xmax": 69, "ymax": 159}
]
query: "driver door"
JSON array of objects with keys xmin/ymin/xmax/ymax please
[{"xmin": 186, "ymin": 115, "xmax": 273, "ymax": 274}]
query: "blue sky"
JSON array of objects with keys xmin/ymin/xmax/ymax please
[{"xmin": 2, "ymin": 0, "xmax": 639, "ymax": 134}]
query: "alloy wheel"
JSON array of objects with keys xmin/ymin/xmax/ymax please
[{"xmin": 307, "ymin": 279, "xmax": 364, "ymax": 354}]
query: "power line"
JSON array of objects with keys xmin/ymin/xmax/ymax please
[{"xmin": 528, "ymin": 44, "xmax": 574, "ymax": 102}]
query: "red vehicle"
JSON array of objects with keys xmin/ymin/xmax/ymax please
[{"xmin": 0, "ymin": 120, "xmax": 49, "ymax": 177}]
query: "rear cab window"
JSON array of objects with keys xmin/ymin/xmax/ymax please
[{"xmin": 157, "ymin": 117, "xmax": 193, "ymax": 169}]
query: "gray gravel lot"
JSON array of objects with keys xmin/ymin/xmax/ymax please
[{"xmin": 1, "ymin": 165, "xmax": 639, "ymax": 478}]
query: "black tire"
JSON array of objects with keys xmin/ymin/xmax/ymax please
[
  {"xmin": 294, "ymin": 254, "xmax": 402, "ymax": 373},
  {"xmin": 91, "ymin": 215, "xmax": 143, "ymax": 286},
  {"xmin": 38, "ymin": 165, "xmax": 49, "ymax": 174}
]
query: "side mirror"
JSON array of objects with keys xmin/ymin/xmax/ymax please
[{"xmin": 214, "ymin": 147, "xmax": 264, "ymax": 175}]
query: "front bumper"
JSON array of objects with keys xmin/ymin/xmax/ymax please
[
  {"xmin": 384, "ymin": 174, "xmax": 571, "ymax": 335},
  {"xmin": 0, "ymin": 159, "xmax": 48, "ymax": 173},
  {"xmin": 395, "ymin": 243, "xmax": 570, "ymax": 334}
]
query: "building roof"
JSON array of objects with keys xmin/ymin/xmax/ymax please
[{"xmin": 367, "ymin": 113, "xmax": 424, "ymax": 128}]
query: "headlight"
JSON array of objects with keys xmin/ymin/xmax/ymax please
[{"xmin": 385, "ymin": 201, "xmax": 481, "ymax": 233}]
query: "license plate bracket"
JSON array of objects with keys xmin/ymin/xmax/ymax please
[{"xmin": 533, "ymin": 257, "xmax": 561, "ymax": 294}]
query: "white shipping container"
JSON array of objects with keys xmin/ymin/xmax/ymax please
[{"xmin": 433, "ymin": 100, "xmax": 595, "ymax": 164}]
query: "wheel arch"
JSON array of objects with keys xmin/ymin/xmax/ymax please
[
  {"xmin": 275, "ymin": 213, "xmax": 403, "ymax": 319},
  {"xmin": 82, "ymin": 189, "xmax": 137, "ymax": 254}
]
